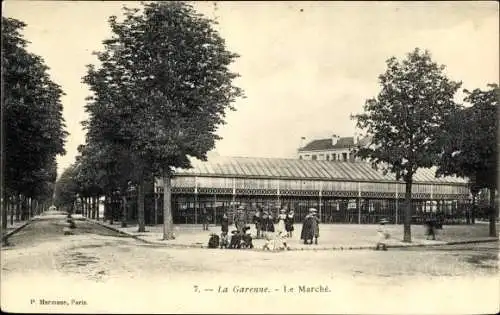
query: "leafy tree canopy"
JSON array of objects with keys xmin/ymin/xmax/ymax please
[
  {"xmin": 354, "ymin": 48, "xmax": 462, "ymax": 182},
  {"xmin": 82, "ymin": 1, "xmax": 244, "ymax": 177},
  {"xmin": 2, "ymin": 17, "xmax": 68, "ymax": 198},
  {"xmin": 437, "ymin": 84, "xmax": 499, "ymax": 190}
]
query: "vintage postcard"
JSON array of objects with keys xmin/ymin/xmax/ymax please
[{"xmin": 1, "ymin": 1, "xmax": 499, "ymax": 314}]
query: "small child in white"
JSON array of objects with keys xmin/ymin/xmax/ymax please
[
  {"xmin": 376, "ymin": 219, "xmax": 390, "ymax": 251},
  {"xmin": 263, "ymin": 230, "xmax": 290, "ymax": 251}
]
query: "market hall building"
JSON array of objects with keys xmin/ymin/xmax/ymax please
[{"xmin": 157, "ymin": 156, "xmax": 470, "ymax": 225}]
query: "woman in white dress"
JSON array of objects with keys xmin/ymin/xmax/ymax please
[{"xmin": 277, "ymin": 209, "xmax": 287, "ymax": 233}]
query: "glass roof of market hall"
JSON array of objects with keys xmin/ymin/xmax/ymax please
[{"xmin": 173, "ymin": 156, "xmax": 468, "ymax": 185}]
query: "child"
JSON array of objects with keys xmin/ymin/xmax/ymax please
[
  {"xmin": 220, "ymin": 232, "xmax": 229, "ymax": 248},
  {"xmin": 376, "ymin": 219, "xmax": 390, "ymax": 251}
]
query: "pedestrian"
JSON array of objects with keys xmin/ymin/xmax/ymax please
[
  {"xmin": 220, "ymin": 212, "xmax": 230, "ymax": 249},
  {"xmin": 261, "ymin": 210, "xmax": 275, "ymax": 250},
  {"xmin": 277, "ymin": 209, "xmax": 287, "ymax": 234},
  {"xmin": 201, "ymin": 208, "xmax": 209, "ymax": 231},
  {"xmin": 235, "ymin": 205, "xmax": 247, "ymax": 233},
  {"xmin": 221, "ymin": 212, "xmax": 229, "ymax": 234},
  {"xmin": 253, "ymin": 207, "xmax": 262, "ymax": 239},
  {"xmin": 285, "ymin": 209, "xmax": 295, "ymax": 238},
  {"xmin": 425, "ymin": 218, "xmax": 436, "ymax": 240},
  {"xmin": 376, "ymin": 218, "xmax": 390, "ymax": 250},
  {"xmin": 300, "ymin": 208, "xmax": 320, "ymax": 245}
]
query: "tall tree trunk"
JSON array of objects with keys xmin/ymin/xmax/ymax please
[
  {"xmin": 489, "ymin": 188, "xmax": 497, "ymax": 238},
  {"xmin": 95, "ymin": 196, "xmax": 98, "ymax": 219},
  {"xmin": 29, "ymin": 197, "xmax": 32, "ymax": 219},
  {"xmin": 96, "ymin": 196, "xmax": 100, "ymax": 221},
  {"xmin": 403, "ymin": 179, "xmax": 413, "ymax": 243},
  {"xmin": 22, "ymin": 196, "xmax": 26, "ymax": 219},
  {"xmin": 91, "ymin": 197, "xmax": 95, "ymax": 219},
  {"xmin": 137, "ymin": 178, "xmax": 146, "ymax": 232},
  {"xmin": 10, "ymin": 195, "xmax": 14, "ymax": 225},
  {"xmin": 154, "ymin": 191, "xmax": 158, "ymax": 225},
  {"xmin": 471, "ymin": 192, "xmax": 477, "ymax": 225},
  {"xmin": 15, "ymin": 194, "xmax": 20, "ymax": 221},
  {"xmin": 163, "ymin": 171, "xmax": 175, "ymax": 240},
  {"xmin": 106, "ymin": 195, "xmax": 113, "ymax": 225},
  {"xmin": 89, "ymin": 197, "xmax": 93, "ymax": 218},
  {"xmin": 2, "ymin": 194, "xmax": 8, "ymax": 229},
  {"xmin": 121, "ymin": 195, "xmax": 128, "ymax": 228},
  {"xmin": 82, "ymin": 197, "xmax": 86, "ymax": 217}
]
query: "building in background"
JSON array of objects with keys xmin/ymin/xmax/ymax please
[
  {"xmin": 149, "ymin": 156, "xmax": 470, "ymax": 225},
  {"xmin": 297, "ymin": 133, "xmax": 371, "ymax": 161}
]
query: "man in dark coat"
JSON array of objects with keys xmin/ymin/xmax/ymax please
[
  {"xmin": 301, "ymin": 208, "xmax": 320, "ymax": 245},
  {"xmin": 201, "ymin": 208, "xmax": 209, "ymax": 231},
  {"xmin": 285, "ymin": 210, "xmax": 295, "ymax": 238},
  {"xmin": 221, "ymin": 212, "xmax": 229, "ymax": 233},
  {"xmin": 234, "ymin": 205, "xmax": 247, "ymax": 233},
  {"xmin": 253, "ymin": 207, "xmax": 262, "ymax": 239}
]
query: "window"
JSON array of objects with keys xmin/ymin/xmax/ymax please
[
  {"xmin": 299, "ymin": 155, "xmax": 303, "ymax": 160},
  {"xmin": 332, "ymin": 154, "xmax": 336, "ymax": 161},
  {"xmin": 326, "ymin": 155, "xmax": 330, "ymax": 161},
  {"xmin": 312, "ymin": 155, "xmax": 317, "ymax": 160},
  {"xmin": 342, "ymin": 153, "xmax": 347, "ymax": 161}
]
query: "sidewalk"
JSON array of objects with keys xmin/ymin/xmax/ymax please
[
  {"xmin": 86, "ymin": 219, "xmax": 499, "ymax": 251},
  {"xmin": 1, "ymin": 211, "xmax": 83, "ymax": 240},
  {"xmin": 1, "ymin": 220, "xmax": 30, "ymax": 237}
]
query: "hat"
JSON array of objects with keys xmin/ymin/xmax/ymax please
[
  {"xmin": 238, "ymin": 205, "xmax": 245, "ymax": 210},
  {"xmin": 309, "ymin": 208, "xmax": 317, "ymax": 213},
  {"xmin": 280, "ymin": 209, "xmax": 286, "ymax": 213}
]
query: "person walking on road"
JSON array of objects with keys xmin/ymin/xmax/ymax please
[
  {"xmin": 277, "ymin": 209, "xmax": 287, "ymax": 234},
  {"xmin": 253, "ymin": 207, "xmax": 262, "ymax": 239},
  {"xmin": 376, "ymin": 218, "xmax": 390, "ymax": 250},
  {"xmin": 201, "ymin": 208, "xmax": 209, "ymax": 231},
  {"xmin": 300, "ymin": 208, "xmax": 320, "ymax": 245},
  {"xmin": 285, "ymin": 209, "xmax": 295, "ymax": 238},
  {"xmin": 425, "ymin": 217, "xmax": 437, "ymax": 240},
  {"xmin": 234, "ymin": 205, "xmax": 247, "ymax": 233}
]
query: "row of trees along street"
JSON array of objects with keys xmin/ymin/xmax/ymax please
[
  {"xmin": 353, "ymin": 48, "xmax": 498, "ymax": 240},
  {"xmin": 53, "ymin": 2, "xmax": 244, "ymax": 239},
  {"xmin": 51, "ymin": 4, "xmax": 497, "ymax": 242},
  {"xmin": 2, "ymin": 17, "xmax": 68, "ymax": 229}
]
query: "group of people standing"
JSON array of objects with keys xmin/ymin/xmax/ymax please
[
  {"xmin": 217, "ymin": 205, "xmax": 321, "ymax": 250},
  {"xmin": 252, "ymin": 207, "xmax": 295, "ymax": 239}
]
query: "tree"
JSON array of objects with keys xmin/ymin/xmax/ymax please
[
  {"xmin": 2, "ymin": 17, "xmax": 67, "ymax": 227},
  {"xmin": 437, "ymin": 84, "xmax": 498, "ymax": 237},
  {"xmin": 353, "ymin": 48, "xmax": 461, "ymax": 242},
  {"xmin": 82, "ymin": 2, "xmax": 244, "ymax": 237}
]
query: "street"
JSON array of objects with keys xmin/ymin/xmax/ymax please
[{"xmin": 1, "ymin": 213, "xmax": 498, "ymax": 314}]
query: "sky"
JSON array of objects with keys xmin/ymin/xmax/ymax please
[{"xmin": 3, "ymin": 1, "xmax": 499, "ymax": 176}]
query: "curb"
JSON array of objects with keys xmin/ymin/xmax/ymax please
[
  {"xmin": 85, "ymin": 219, "xmax": 153, "ymax": 244},
  {"xmin": 84, "ymin": 218, "xmax": 499, "ymax": 252},
  {"xmin": 2, "ymin": 221, "xmax": 32, "ymax": 242},
  {"xmin": 2, "ymin": 212, "xmax": 79, "ymax": 242}
]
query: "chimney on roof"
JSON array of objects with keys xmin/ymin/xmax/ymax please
[
  {"xmin": 354, "ymin": 132, "xmax": 359, "ymax": 145},
  {"xmin": 332, "ymin": 134, "xmax": 340, "ymax": 146},
  {"xmin": 300, "ymin": 137, "xmax": 306, "ymax": 148}
]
